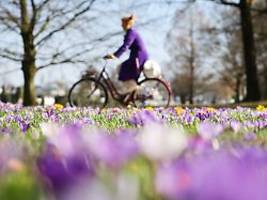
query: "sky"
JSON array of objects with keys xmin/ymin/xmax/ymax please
[{"xmin": 0, "ymin": 0, "xmax": 220, "ymax": 88}]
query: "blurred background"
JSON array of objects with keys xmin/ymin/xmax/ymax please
[{"xmin": 0, "ymin": 0, "xmax": 266, "ymax": 106}]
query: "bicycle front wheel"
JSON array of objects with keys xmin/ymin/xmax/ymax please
[
  {"xmin": 68, "ymin": 78, "xmax": 108, "ymax": 108},
  {"xmin": 134, "ymin": 78, "xmax": 171, "ymax": 108}
]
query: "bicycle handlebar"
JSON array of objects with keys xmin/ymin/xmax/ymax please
[{"xmin": 103, "ymin": 56, "xmax": 109, "ymax": 60}]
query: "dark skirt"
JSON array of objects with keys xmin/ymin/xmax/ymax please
[{"xmin": 118, "ymin": 52, "xmax": 148, "ymax": 81}]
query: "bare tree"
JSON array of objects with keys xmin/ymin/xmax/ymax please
[
  {"xmin": 0, "ymin": 0, "xmax": 101, "ymax": 105},
  {"xmin": 175, "ymin": 0, "xmax": 264, "ymax": 101},
  {"xmin": 219, "ymin": 34, "xmax": 245, "ymax": 103},
  {"xmin": 0, "ymin": 0, "xmax": 189, "ymax": 106},
  {"xmin": 207, "ymin": 0, "xmax": 262, "ymax": 101},
  {"xmin": 171, "ymin": 73, "xmax": 192, "ymax": 104},
  {"xmin": 210, "ymin": 8, "xmax": 245, "ymax": 103},
  {"xmin": 167, "ymin": 5, "xmax": 214, "ymax": 104},
  {"xmin": 253, "ymin": 0, "xmax": 267, "ymax": 99}
]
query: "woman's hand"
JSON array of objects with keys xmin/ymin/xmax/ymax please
[{"xmin": 103, "ymin": 54, "xmax": 116, "ymax": 60}]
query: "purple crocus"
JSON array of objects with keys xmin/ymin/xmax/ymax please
[
  {"xmin": 54, "ymin": 123, "xmax": 85, "ymax": 156},
  {"xmin": 18, "ymin": 120, "xmax": 30, "ymax": 133},
  {"xmin": 155, "ymin": 160, "xmax": 191, "ymax": 199},
  {"xmin": 230, "ymin": 120, "xmax": 241, "ymax": 133},
  {"xmin": 0, "ymin": 127, "xmax": 12, "ymax": 135},
  {"xmin": 88, "ymin": 131, "xmax": 138, "ymax": 169},
  {"xmin": 12, "ymin": 115, "xmax": 30, "ymax": 133},
  {"xmin": 244, "ymin": 132, "xmax": 257, "ymax": 141},
  {"xmin": 195, "ymin": 111, "xmax": 210, "ymax": 121},
  {"xmin": 37, "ymin": 143, "xmax": 94, "ymax": 198},
  {"xmin": 156, "ymin": 149, "xmax": 267, "ymax": 200},
  {"xmin": 128, "ymin": 109, "xmax": 159, "ymax": 126},
  {"xmin": 181, "ymin": 111, "xmax": 194, "ymax": 125},
  {"xmin": 197, "ymin": 122, "xmax": 224, "ymax": 140},
  {"xmin": 187, "ymin": 136, "xmax": 213, "ymax": 154},
  {"xmin": 42, "ymin": 108, "xmax": 59, "ymax": 122}
]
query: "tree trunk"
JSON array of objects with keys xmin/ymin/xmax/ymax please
[
  {"xmin": 240, "ymin": 0, "xmax": 261, "ymax": 101},
  {"xmin": 188, "ymin": 15, "xmax": 195, "ymax": 104},
  {"xmin": 22, "ymin": 64, "xmax": 36, "ymax": 106},
  {"xmin": 180, "ymin": 95, "xmax": 186, "ymax": 104},
  {"xmin": 263, "ymin": 64, "xmax": 267, "ymax": 99},
  {"xmin": 189, "ymin": 62, "xmax": 194, "ymax": 104},
  {"xmin": 21, "ymin": 30, "xmax": 37, "ymax": 106},
  {"xmin": 21, "ymin": 29, "xmax": 37, "ymax": 106},
  {"xmin": 235, "ymin": 76, "xmax": 241, "ymax": 103},
  {"xmin": 20, "ymin": 0, "xmax": 37, "ymax": 106}
]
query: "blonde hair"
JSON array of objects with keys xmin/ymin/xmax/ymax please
[{"xmin": 121, "ymin": 14, "xmax": 136, "ymax": 29}]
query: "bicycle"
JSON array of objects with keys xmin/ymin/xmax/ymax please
[{"xmin": 68, "ymin": 60, "xmax": 172, "ymax": 108}]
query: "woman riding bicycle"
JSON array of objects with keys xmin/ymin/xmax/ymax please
[
  {"xmin": 104, "ymin": 14, "xmax": 149, "ymax": 102},
  {"xmin": 69, "ymin": 16, "xmax": 170, "ymax": 108}
]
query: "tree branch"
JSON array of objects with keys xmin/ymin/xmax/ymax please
[
  {"xmin": 202, "ymin": 0, "xmax": 240, "ymax": 7},
  {"xmin": 36, "ymin": 0, "xmax": 96, "ymax": 47},
  {"xmin": 30, "ymin": 0, "xmax": 37, "ymax": 32},
  {"xmin": 34, "ymin": 5, "xmax": 78, "ymax": 39},
  {"xmin": 34, "ymin": 16, "xmax": 50, "ymax": 38},
  {"xmin": 0, "ymin": 5, "xmax": 20, "ymax": 27},
  {"xmin": 220, "ymin": 0, "xmax": 240, "ymax": 7},
  {"xmin": 36, "ymin": 13, "xmax": 176, "ymax": 71},
  {"xmin": 0, "ymin": 54, "xmax": 22, "ymax": 62},
  {"xmin": 251, "ymin": 7, "xmax": 267, "ymax": 15},
  {"xmin": 37, "ymin": 58, "xmax": 91, "ymax": 71},
  {"xmin": 37, "ymin": 44, "xmax": 98, "ymax": 71},
  {"xmin": 0, "ymin": 48, "xmax": 23, "ymax": 62},
  {"xmin": 19, "ymin": 0, "xmax": 30, "ymax": 33},
  {"xmin": 36, "ymin": 0, "xmax": 53, "ymax": 11},
  {"xmin": 0, "ymin": 16, "xmax": 20, "ymax": 34}
]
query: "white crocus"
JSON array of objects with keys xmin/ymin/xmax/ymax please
[
  {"xmin": 40, "ymin": 122, "xmax": 60, "ymax": 139},
  {"xmin": 138, "ymin": 123, "xmax": 187, "ymax": 161}
]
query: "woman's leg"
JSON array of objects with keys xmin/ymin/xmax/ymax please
[
  {"xmin": 117, "ymin": 79, "xmax": 138, "ymax": 103},
  {"xmin": 116, "ymin": 64, "xmax": 122, "ymax": 78},
  {"xmin": 117, "ymin": 79, "xmax": 138, "ymax": 93},
  {"xmin": 123, "ymin": 80, "xmax": 138, "ymax": 94}
]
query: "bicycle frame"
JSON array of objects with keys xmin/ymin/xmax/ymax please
[
  {"xmin": 88, "ymin": 60, "xmax": 172, "ymax": 105},
  {"xmin": 94, "ymin": 62, "xmax": 129, "ymax": 101},
  {"xmin": 69, "ymin": 60, "xmax": 172, "ymax": 107}
]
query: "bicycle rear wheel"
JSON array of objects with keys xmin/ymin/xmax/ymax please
[
  {"xmin": 134, "ymin": 78, "xmax": 171, "ymax": 108},
  {"xmin": 68, "ymin": 78, "xmax": 108, "ymax": 108}
]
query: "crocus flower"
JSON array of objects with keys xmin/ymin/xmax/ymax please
[
  {"xmin": 197, "ymin": 122, "xmax": 224, "ymax": 140},
  {"xmin": 195, "ymin": 111, "xmax": 210, "ymax": 121},
  {"xmin": 129, "ymin": 109, "xmax": 158, "ymax": 126},
  {"xmin": 155, "ymin": 160, "xmax": 191, "ymax": 199},
  {"xmin": 230, "ymin": 121, "xmax": 241, "ymax": 133},
  {"xmin": 54, "ymin": 103, "xmax": 64, "ymax": 111},
  {"xmin": 87, "ymin": 130, "xmax": 138, "ymax": 169},
  {"xmin": 37, "ymin": 143, "xmax": 94, "ymax": 198},
  {"xmin": 256, "ymin": 105, "xmax": 266, "ymax": 112},
  {"xmin": 244, "ymin": 132, "xmax": 257, "ymax": 141},
  {"xmin": 18, "ymin": 119, "xmax": 30, "ymax": 133},
  {"xmin": 138, "ymin": 122, "xmax": 187, "ymax": 161},
  {"xmin": 0, "ymin": 127, "xmax": 12, "ymax": 135},
  {"xmin": 156, "ymin": 149, "xmax": 267, "ymax": 200}
]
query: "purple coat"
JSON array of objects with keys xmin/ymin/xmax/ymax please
[{"xmin": 114, "ymin": 28, "xmax": 149, "ymax": 81}]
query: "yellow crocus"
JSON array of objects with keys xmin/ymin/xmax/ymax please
[
  {"xmin": 207, "ymin": 107, "xmax": 216, "ymax": 112},
  {"xmin": 175, "ymin": 106, "xmax": 185, "ymax": 115},
  {"xmin": 54, "ymin": 103, "xmax": 64, "ymax": 111},
  {"xmin": 256, "ymin": 105, "xmax": 266, "ymax": 112},
  {"xmin": 145, "ymin": 106, "xmax": 154, "ymax": 111}
]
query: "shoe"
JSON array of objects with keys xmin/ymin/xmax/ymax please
[
  {"xmin": 119, "ymin": 93, "xmax": 133, "ymax": 105},
  {"xmin": 123, "ymin": 93, "xmax": 133, "ymax": 104}
]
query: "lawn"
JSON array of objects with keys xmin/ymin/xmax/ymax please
[{"xmin": 0, "ymin": 102, "xmax": 267, "ymax": 200}]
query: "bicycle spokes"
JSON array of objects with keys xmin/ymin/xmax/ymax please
[
  {"xmin": 134, "ymin": 78, "xmax": 171, "ymax": 107},
  {"xmin": 68, "ymin": 78, "xmax": 108, "ymax": 108}
]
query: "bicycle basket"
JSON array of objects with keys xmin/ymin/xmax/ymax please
[{"xmin": 82, "ymin": 69, "xmax": 98, "ymax": 78}]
